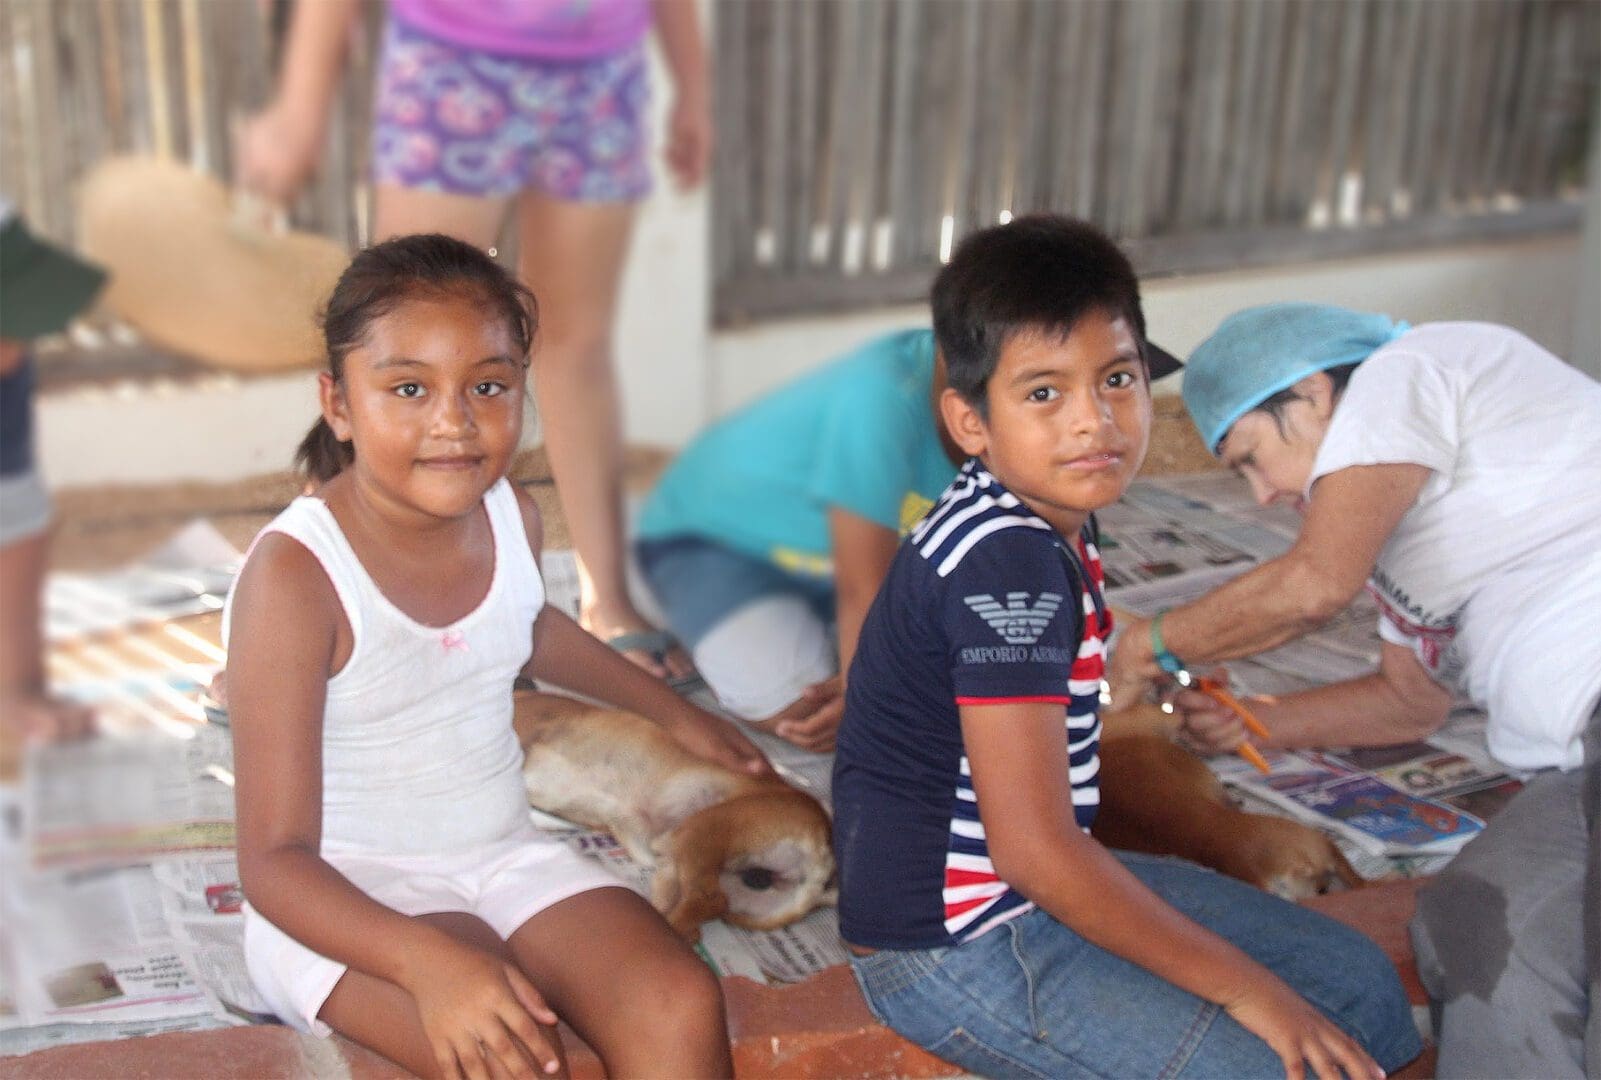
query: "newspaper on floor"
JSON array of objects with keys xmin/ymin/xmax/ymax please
[
  {"xmin": 151, "ymin": 854, "xmax": 274, "ymax": 1024},
  {"xmin": 1208, "ymin": 748, "xmax": 1485, "ymax": 857},
  {"xmin": 44, "ymin": 521, "xmax": 241, "ymax": 643},
  {"xmin": 0, "ymin": 861, "xmax": 221, "ymax": 1030},
  {"xmin": 23, "ymin": 726, "xmax": 236, "ymax": 869}
]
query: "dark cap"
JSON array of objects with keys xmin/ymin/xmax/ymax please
[
  {"xmin": 0, "ymin": 202, "xmax": 108, "ymax": 340},
  {"xmin": 1145, "ymin": 340, "xmax": 1183, "ymax": 380}
]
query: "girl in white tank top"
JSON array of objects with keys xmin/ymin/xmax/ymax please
[{"xmin": 224, "ymin": 235, "xmax": 765, "ymax": 1079}]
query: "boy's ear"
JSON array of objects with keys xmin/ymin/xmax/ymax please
[
  {"xmin": 939, "ymin": 386, "xmax": 989, "ymax": 458},
  {"xmin": 318, "ymin": 371, "xmax": 353, "ymax": 442}
]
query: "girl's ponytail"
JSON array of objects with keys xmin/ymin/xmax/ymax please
[{"xmin": 295, "ymin": 417, "xmax": 354, "ymax": 484}]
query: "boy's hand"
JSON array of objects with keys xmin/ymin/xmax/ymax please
[
  {"xmin": 663, "ymin": 704, "xmax": 773, "ymax": 776},
  {"xmin": 757, "ymin": 676, "xmax": 844, "ymax": 753},
  {"xmin": 1224, "ymin": 976, "xmax": 1384, "ymax": 1080},
  {"xmin": 405, "ymin": 937, "xmax": 561, "ymax": 1080}
]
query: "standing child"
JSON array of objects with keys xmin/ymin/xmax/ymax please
[
  {"xmin": 224, "ymin": 234, "xmax": 763, "ymax": 1079},
  {"xmin": 0, "ymin": 199, "xmax": 105, "ymax": 748},
  {"xmin": 832, "ymin": 217, "xmax": 1423, "ymax": 1079}
]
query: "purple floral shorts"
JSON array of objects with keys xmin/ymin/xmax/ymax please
[{"xmin": 371, "ymin": 19, "xmax": 653, "ymax": 202}]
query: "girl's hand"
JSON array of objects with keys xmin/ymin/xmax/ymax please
[
  {"xmin": 234, "ymin": 101, "xmax": 324, "ymax": 206},
  {"xmin": 664, "ymin": 704, "xmax": 773, "ymax": 776},
  {"xmin": 405, "ymin": 939, "xmax": 562, "ymax": 1080},
  {"xmin": 755, "ymin": 676, "xmax": 844, "ymax": 753},
  {"xmin": 1224, "ymin": 978, "xmax": 1384, "ymax": 1080},
  {"xmin": 663, "ymin": 89, "xmax": 712, "ymax": 191}
]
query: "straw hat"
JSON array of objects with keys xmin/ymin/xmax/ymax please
[{"xmin": 77, "ymin": 156, "xmax": 348, "ymax": 372}]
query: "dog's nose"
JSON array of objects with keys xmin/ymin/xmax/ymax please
[{"xmin": 739, "ymin": 867, "xmax": 776, "ymax": 891}]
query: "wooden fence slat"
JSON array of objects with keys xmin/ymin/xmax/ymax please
[
  {"xmin": 1011, "ymin": 0, "xmax": 1057, "ymax": 219},
  {"xmin": 1508, "ymin": 2, "xmax": 1552, "ymax": 198},
  {"xmin": 883, "ymin": 0, "xmax": 921, "ymax": 267},
  {"xmin": 1320, "ymin": 0, "xmax": 1371, "ymax": 226},
  {"xmin": 1073, "ymin": 0, "xmax": 1110, "ymax": 224},
  {"xmin": 1195, "ymin": 0, "xmax": 1235, "ymax": 227},
  {"xmin": 0, "ymin": 0, "xmax": 1592, "ymax": 332},
  {"xmin": 759, "ymin": 0, "xmax": 790, "ymax": 269},
  {"xmin": 710, "ymin": 0, "xmax": 746, "ymax": 286}
]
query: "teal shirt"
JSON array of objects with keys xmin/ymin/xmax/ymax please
[{"xmin": 637, "ymin": 330, "xmax": 959, "ymax": 580}]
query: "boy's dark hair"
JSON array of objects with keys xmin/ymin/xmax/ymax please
[
  {"xmin": 931, "ymin": 214, "xmax": 1148, "ymax": 414},
  {"xmin": 296, "ymin": 233, "xmax": 538, "ymax": 482}
]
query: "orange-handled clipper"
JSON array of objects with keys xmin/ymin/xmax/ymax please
[{"xmin": 1196, "ymin": 676, "xmax": 1272, "ymax": 774}]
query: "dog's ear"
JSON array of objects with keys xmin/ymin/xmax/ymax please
[{"xmin": 652, "ymin": 824, "xmax": 734, "ymax": 941}]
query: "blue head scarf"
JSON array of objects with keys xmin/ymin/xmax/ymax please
[{"xmin": 1182, "ymin": 303, "xmax": 1411, "ymax": 452}]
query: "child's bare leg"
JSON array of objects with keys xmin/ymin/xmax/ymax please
[
  {"xmin": 0, "ymin": 528, "xmax": 92, "ymax": 745},
  {"xmin": 514, "ymin": 192, "xmax": 691, "ymax": 680},
  {"xmin": 509, "ymin": 886, "xmax": 730, "ymax": 1078},
  {"xmin": 372, "ymin": 184, "xmax": 508, "ymax": 249},
  {"xmin": 319, "ymin": 911, "xmax": 568, "ymax": 1080}
]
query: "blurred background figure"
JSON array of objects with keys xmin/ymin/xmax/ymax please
[
  {"xmin": 236, "ymin": 0, "xmax": 713, "ymax": 680},
  {"xmin": 0, "ymin": 199, "xmax": 106, "ymax": 750}
]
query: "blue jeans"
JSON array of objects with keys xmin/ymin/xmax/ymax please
[
  {"xmin": 635, "ymin": 535, "xmax": 834, "ymax": 647},
  {"xmin": 849, "ymin": 851, "xmax": 1422, "ymax": 1079}
]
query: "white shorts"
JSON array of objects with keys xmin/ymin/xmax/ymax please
[{"xmin": 243, "ymin": 824, "xmax": 625, "ymax": 1035}]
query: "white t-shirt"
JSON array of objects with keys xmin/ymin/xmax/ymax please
[{"xmin": 1309, "ymin": 322, "xmax": 1601, "ymax": 771}]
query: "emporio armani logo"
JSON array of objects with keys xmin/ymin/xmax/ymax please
[{"xmin": 963, "ymin": 592, "xmax": 1063, "ymax": 645}]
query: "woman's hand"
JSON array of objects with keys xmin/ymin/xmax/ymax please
[
  {"xmin": 1168, "ymin": 667, "xmax": 1252, "ymax": 756},
  {"xmin": 754, "ymin": 676, "xmax": 844, "ymax": 753},
  {"xmin": 234, "ymin": 101, "xmax": 324, "ymax": 206},
  {"xmin": 1106, "ymin": 613, "xmax": 1165, "ymax": 704},
  {"xmin": 1224, "ymin": 976, "xmax": 1384, "ymax": 1080},
  {"xmin": 404, "ymin": 938, "xmax": 562, "ymax": 1080},
  {"xmin": 663, "ymin": 703, "xmax": 773, "ymax": 776}
]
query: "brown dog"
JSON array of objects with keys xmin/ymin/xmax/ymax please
[
  {"xmin": 513, "ymin": 690, "xmax": 836, "ymax": 939},
  {"xmin": 1094, "ymin": 701, "xmax": 1362, "ymax": 899}
]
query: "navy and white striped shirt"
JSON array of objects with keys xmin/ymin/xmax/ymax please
[{"xmin": 834, "ymin": 460, "xmax": 1111, "ymax": 949}]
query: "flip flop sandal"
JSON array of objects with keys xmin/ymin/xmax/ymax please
[{"xmin": 605, "ymin": 630, "xmax": 706, "ymax": 694}]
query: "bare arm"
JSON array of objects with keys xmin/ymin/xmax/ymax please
[
  {"xmin": 235, "ymin": 0, "xmax": 360, "ymax": 203},
  {"xmin": 965, "ymin": 701, "xmax": 1382, "ymax": 1080},
  {"xmin": 511, "ymin": 489, "xmax": 769, "ymax": 775},
  {"xmin": 828, "ymin": 506, "xmax": 901, "ymax": 680},
  {"xmin": 1179, "ymin": 640, "xmax": 1453, "ymax": 756},
  {"xmin": 229, "ymin": 535, "xmax": 559, "ymax": 1077},
  {"xmin": 746, "ymin": 507, "xmax": 898, "ymax": 752},
  {"xmin": 1108, "ymin": 463, "xmax": 1431, "ymax": 695},
  {"xmin": 649, "ymin": 0, "xmax": 712, "ymax": 189}
]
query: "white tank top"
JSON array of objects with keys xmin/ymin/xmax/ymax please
[{"xmin": 225, "ymin": 478, "xmax": 541, "ymax": 856}]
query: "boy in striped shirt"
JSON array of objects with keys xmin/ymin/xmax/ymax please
[{"xmin": 831, "ymin": 216, "xmax": 1421, "ymax": 1080}]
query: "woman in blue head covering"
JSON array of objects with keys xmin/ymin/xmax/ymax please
[{"xmin": 1106, "ymin": 302, "xmax": 1601, "ymax": 1079}]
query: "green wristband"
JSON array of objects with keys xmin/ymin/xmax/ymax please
[{"xmin": 1150, "ymin": 612, "xmax": 1185, "ymax": 675}]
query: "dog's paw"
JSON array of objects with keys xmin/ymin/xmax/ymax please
[{"xmin": 1231, "ymin": 815, "xmax": 1364, "ymax": 899}]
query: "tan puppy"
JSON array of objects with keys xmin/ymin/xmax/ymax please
[
  {"xmin": 513, "ymin": 690, "xmax": 836, "ymax": 939},
  {"xmin": 1094, "ymin": 701, "xmax": 1362, "ymax": 900}
]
